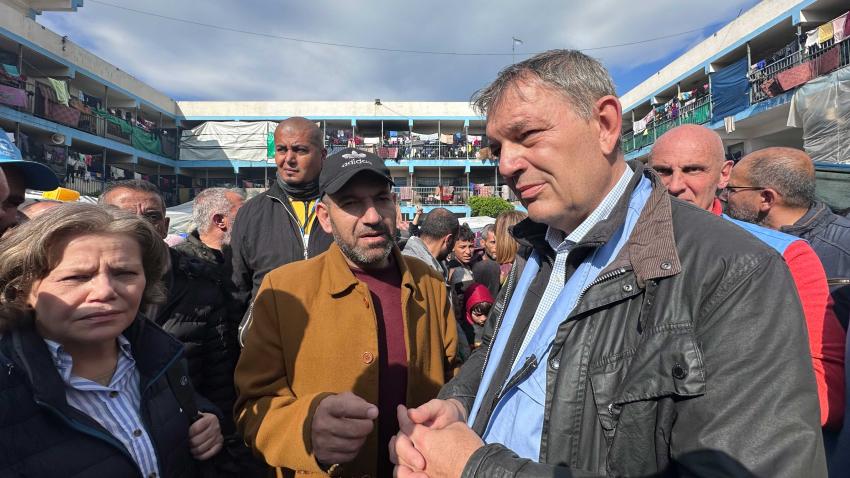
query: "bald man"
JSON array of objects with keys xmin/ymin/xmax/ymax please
[
  {"xmin": 230, "ymin": 117, "xmax": 334, "ymax": 342},
  {"xmin": 648, "ymin": 124, "xmax": 733, "ymax": 213},
  {"xmin": 726, "ymin": 148, "xmax": 850, "ymax": 329},
  {"xmin": 649, "ymin": 128, "xmax": 845, "ymax": 431}
]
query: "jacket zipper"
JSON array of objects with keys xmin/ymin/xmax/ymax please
[
  {"xmin": 480, "ymin": 261, "xmax": 519, "ymax": 380},
  {"xmin": 496, "ymin": 354, "xmax": 538, "ymax": 401},
  {"xmin": 269, "ymin": 195, "xmax": 310, "ymax": 260},
  {"xmin": 573, "ymin": 267, "xmax": 629, "ymax": 308}
]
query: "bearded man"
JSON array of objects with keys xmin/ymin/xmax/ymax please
[{"xmin": 233, "ymin": 148, "xmax": 459, "ymax": 477}]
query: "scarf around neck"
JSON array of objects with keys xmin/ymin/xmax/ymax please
[{"xmin": 277, "ymin": 174, "xmax": 320, "ymax": 201}]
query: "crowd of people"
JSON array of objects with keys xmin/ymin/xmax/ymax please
[{"xmin": 0, "ymin": 48, "xmax": 849, "ymax": 478}]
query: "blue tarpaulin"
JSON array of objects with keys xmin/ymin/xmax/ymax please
[{"xmin": 711, "ymin": 57, "xmax": 750, "ymax": 121}]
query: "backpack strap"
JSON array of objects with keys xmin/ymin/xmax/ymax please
[{"xmin": 165, "ymin": 359, "xmax": 200, "ymax": 422}]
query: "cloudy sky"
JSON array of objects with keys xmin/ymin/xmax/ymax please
[{"xmin": 39, "ymin": 0, "xmax": 761, "ymax": 102}]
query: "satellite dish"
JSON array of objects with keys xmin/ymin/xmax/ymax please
[{"xmin": 50, "ymin": 133, "xmax": 65, "ymax": 145}]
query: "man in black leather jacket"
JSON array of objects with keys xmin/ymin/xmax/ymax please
[{"xmin": 390, "ymin": 49, "xmax": 826, "ymax": 478}]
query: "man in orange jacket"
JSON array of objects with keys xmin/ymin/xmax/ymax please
[{"xmin": 234, "ymin": 148, "xmax": 459, "ymax": 477}]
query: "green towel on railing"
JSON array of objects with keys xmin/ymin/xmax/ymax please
[{"xmin": 47, "ymin": 78, "xmax": 70, "ymax": 106}]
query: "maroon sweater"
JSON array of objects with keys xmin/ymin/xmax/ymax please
[{"xmin": 352, "ymin": 258, "xmax": 407, "ymax": 475}]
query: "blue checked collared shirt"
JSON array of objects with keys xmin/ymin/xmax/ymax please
[
  {"xmin": 44, "ymin": 336, "xmax": 161, "ymax": 478},
  {"xmin": 512, "ymin": 165, "xmax": 635, "ymax": 367},
  {"xmin": 479, "ymin": 165, "xmax": 653, "ymax": 461}
]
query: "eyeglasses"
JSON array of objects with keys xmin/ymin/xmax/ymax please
[{"xmin": 719, "ymin": 185, "xmax": 765, "ymax": 201}]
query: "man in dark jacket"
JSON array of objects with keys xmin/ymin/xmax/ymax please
[
  {"xmin": 175, "ymin": 187, "xmax": 245, "ymax": 285},
  {"xmin": 472, "ymin": 223, "xmax": 501, "ymax": 298},
  {"xmin": 725, "ymin": 147, "xmax": 850, "ymax": 329},
  {"xmin": 101, "ymin": 180, "xmax": 238, "ymax": 434},
  {"xmin": 390, "ymin": 49, "xmax": 825, "ymax": 477},
  {"xmin": 229, "ymin": 117, "xmax": 333, "ymax": 342}
]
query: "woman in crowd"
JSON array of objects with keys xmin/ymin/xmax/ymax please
[
  {"xmin": 494, "ymin": 210, "xmax": 528, "ymax": 283},
  {"xmin": 0, "ymin": 203, "xmax": 222, "ymax": 477}
]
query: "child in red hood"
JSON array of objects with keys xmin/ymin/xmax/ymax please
[{"xmin": 464, "ymin": 283, "xmax": 494, "ymax": 349}]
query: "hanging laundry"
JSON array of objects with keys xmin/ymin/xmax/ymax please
[
  {"xmin": 48, "ymin": 103, "xmax": 81, "ymax": 127},
  {"xmin": 0, "ymin": 84, "xmax": 27, "ymax": 108},
  {"xmin": 844, "ymin": 11, "xmax": 850, "ymax": 39},
  {"xmin": 805, "ymin": 29, "xmax": 819, "ymax": 49},
  {"xmin": 2, "ymin": 64, "xmax": 19, "ymax": 77},
  {"xmin": 82, "ymin": 93, "xmax": 100, "ymax": 109},
  {"xmin": 833, "ymin": 13, "xmax": 848, "ymax": 43},
  {"xmin": 817, "ymin": 22, "xmax": 834, "ymax": 45},
  {"xmin": 47, "ymin": 78, "xmax": 70, "ymax": 106},
  {"xmin": 814, "ymin": 46, "xmax": 840, "ymax": 76},
  {"xmin": 775, "ymin": 62, "xmax": 813, "ymax": 91},
  {"xmin": 760, "ymin": 77, "xmax": 781, "ymax": 98}
]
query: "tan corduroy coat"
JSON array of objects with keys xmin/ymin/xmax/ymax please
[{"xmin": 234, "ymin": 243, "xmax": 459, "ymax": 478}]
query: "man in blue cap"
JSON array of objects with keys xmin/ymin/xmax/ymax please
[{"xmin": 0, "ymin": 129, "xmax": 60, "ymax": 234}]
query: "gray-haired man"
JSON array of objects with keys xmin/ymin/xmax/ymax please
[
  {"xmin": 175, "ymin": 187, "xmax": 246, "ymax": 282},
  {"xmin": 391, "ymin": 49, "xmax": 825, "ymax": 477}
]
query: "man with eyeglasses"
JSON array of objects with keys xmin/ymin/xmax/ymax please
[
  {"xmin": 725, "ymin": 148, "xmax": 850, "ymax": 330},
  {"xmin": 649, "ymin": 126, "xmax": 845, "ymax": 437}
]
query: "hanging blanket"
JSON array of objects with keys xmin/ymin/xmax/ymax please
[
  {"xmin": 776, "ymin": 62, "xmax": 813, "ymax": 91},
  {"xmin": 0, "ymin": 84, "xmax": 27, "ymax": 108},
  {"xmin": 814, "ymin": 46, "xmax": 840, "ymax": 76},
  {"xmin": 48, "ymin": 102, "xmax": 81, "ymax": 127},
  {"xmin": 834, "ymin": 14, "xmax": 848, "ymax": 43}
]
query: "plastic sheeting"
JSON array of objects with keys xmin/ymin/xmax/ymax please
[
  {"xmin": 787, "ymin": 66, "xmax": 850, "ymax": 164},
  {"xmin": 180, "ymin": 121, "xmax": 278, "ymax": 161},
  {"xmin": 711, "ymin": 57, "xmax": 750, "ymax": 121}
]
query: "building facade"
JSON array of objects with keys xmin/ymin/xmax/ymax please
[{"xmin": 619, "ymin": 0, "xmax": 850, "ymax": 209}]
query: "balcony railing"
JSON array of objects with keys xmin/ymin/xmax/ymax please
[
  {"xmin": 749, "ymin": 37, "xmax": 850, "ymax": 104},
  {"xmin": 63, "ymin": 176, "xmax": 105, "ymax": 196},
  {"xmin": 622, "ymin": 96, "xmax": 712, "ymax": 153},
  {"xmin": 5, "ymin": 84, "xmax": 180, "ymax": 159},
  {"xmin": 393, "ymin": 185, "xmax": 517, "ymax": 206},
  {"xmin": 326, "ymin": 142, "xmax": 487, "ymax": 160},
  {"xmin": 395, "ymin": 186, "xmax": 471, "ymax": 206}
]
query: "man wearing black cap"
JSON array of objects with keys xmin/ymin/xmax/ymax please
[
  {"xmin": 0, "ymin": 130, "xmax": 60, "ymax": 235},
  {"xmin": 234, "ymin": 148, "xmax": 459, "ymax": 477}
]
